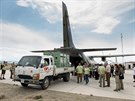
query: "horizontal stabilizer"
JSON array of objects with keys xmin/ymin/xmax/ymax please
[
  {"xmin": 89, "ymin": 54, "xmax": 135, "ymax": 58},
  {"xmin": 77, "ymin": 48, "xmax": 117, "ymax": 52}
]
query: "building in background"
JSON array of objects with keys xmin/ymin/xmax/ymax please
[{"xmin": 125, "ymin": 61, "xmax": 135, "ymax": 69}]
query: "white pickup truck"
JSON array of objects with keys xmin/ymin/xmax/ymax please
[{"xmin": 14, "ymin": 52, "xmax": 74, "ymax": 89}]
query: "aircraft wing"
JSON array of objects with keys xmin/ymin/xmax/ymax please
[
  {"xmin": 31, "ymin": 47, "xmax": 116, "ymax": 54},
  {"xmin": 31, "ymin": 48, "xmax": 74, "ymax": 53},
  {"xmin": 31, "ymin": 50, "xmax": 56, "ymax": 53}
]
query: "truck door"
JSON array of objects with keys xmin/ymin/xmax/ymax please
[
  {"xmin": 43, "ymin": 58, "xmax": 54, "ymax": 75},
  {"xmin": 49, "ymin": 58, "xmax": 55, "ymax": 75}
]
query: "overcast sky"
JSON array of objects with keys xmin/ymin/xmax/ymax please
[{"xmin": 0, "ymin": 0, "xmax": 135, "ymax": 63}]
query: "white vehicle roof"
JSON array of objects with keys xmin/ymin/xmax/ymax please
[{"xmin": 23, "ymin": 55, "xmax": 53, "ymax": 59}]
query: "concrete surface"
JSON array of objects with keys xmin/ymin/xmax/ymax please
[{"xmin": 0, "ymin": 70, "xmax": 135, "ymax": 100}]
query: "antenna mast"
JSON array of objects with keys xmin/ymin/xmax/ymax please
[{"xmin": 121, "ymin": 33, "xmax": 124, "ymax": 63}]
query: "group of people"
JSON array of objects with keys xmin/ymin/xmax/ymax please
[
  {"xmin": 0, "ymin": 61, "xmax": 16, "ymax": 80},
  {"xmin": 75, "ymin": 61, "xmax": 126, "ymax": 91},
  {"xmin": 98, "ymin": 63, "xmax": 125, "ymax": 91},
  {"xmin": 1, "ymin": 60, "xmax": 135, "ymax": 89}
]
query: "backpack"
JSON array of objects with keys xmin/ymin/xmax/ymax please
[{"xmin": 119, "ymin": 73, "xmax": 124, "ymax": 79}]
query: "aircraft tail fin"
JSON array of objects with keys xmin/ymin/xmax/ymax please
[{"xmin": 62, "ymin": 2, "xmax": 75, "ymax": 48}]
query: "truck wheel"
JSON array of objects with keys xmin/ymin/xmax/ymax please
[
  {"xmin": 63, "ymin": 73, "xmax": 70, "ymax": 82},
  {"xmin": 41, "ymin": 77, "xmax": 50, "ymax": 90},
  {"xmin": 21, "ymin": 83, "xmax": 28, "ymax": 87}
]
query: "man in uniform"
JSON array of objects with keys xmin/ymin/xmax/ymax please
[
  {"xmin": 98, "ymin": 64, "xmax": 106, "ymax": 87},
  {"xmin": 76, "ymin": 63, "xmax": 83, "ymax": 83}
]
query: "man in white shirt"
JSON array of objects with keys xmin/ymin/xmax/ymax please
[{"xmin": 105, "ymin": 63, "xmax": 111, "ymax": 87}]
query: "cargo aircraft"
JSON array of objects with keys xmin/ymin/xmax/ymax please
[{"xmin": 32, "ymin": 2, "xmax": 117, "ymax": 66}]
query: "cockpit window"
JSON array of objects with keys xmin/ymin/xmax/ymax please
[{"xmin": 18, "ymin": 56, "xmax": 42, "ymax": 67}]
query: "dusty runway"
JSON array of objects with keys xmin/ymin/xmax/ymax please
[{"xmin": 0, "ymin": 83, "xmax": 134, "ymax": 101}]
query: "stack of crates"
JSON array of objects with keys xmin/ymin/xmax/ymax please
[{"xmin": 44, "ymin": 51, "xmax": 70, "ymax": 67}]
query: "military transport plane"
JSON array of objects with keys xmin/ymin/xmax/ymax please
[{"xmin": 31, "ymin": 2, "xmax": 116, "ymax": 66}]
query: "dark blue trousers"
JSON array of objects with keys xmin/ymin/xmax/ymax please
[{"xmin": 84, "ymin": 74, "xmax": 89, "ymax": 84}]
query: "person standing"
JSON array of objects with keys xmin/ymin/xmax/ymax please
[
  {"xmin": 89, "ymin": 64, "xmax": 93, "ymax": 78},
  {"xmin": 133, "ymin": 64, "xmax": 135, "ymax": 82},
  {"xmin": 98, "ymin": 64, "xmax": 106, "ymax": 87},
  {"xmin": 110, "ymin": 64, "xmax": 114, "ymax": 77},
  {"xmin": 10, "ymin": 62, "xmax": 16, "ymax": 79},
  {"xmin": 1, "ymin": 61, "xmax": 7, "ymax": 79},
  {"xmin": 83, "ymin": 63, "xmax": 90, "ymax": 84},
  {"xmin": 119, "ymin": 64, "xmax": 124, "ymax": 90},
  {"xmin": 76, "ymin": 63, "xmax": 83, "ymax": 83},
  {"xmin": 0, "ymin": 64, "xmax": 3, "ymax": 80},
  {"xmin": 114, "ymin": 64, "xmax": 121, "ymax": 91},
  {"xmin": 105, "ymin": 63, "xmax": 111, "ymax": 87},
  {"xmin": 94, "ymin": 65, "xmax": 99, "ymax": 80}
]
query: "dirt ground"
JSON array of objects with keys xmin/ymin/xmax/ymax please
[{"xmin": 0, "ymin": 83, "xmax": 134, "ymax": 101}]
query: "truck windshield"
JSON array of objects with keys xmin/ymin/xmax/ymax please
[{"xmin": 18, "ymin": 56, "xmax": 42, "ymax": 67}]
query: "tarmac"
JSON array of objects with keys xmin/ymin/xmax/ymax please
[{"xmin": 0, "ymin": 69, "xmax": 135, "ymax": 100}]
